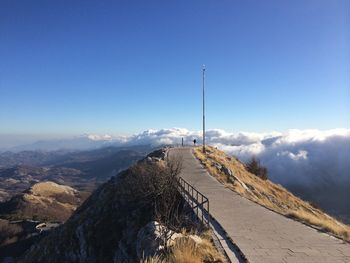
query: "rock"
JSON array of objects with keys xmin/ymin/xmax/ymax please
[
  {"xmin": 145, "ymin": 156, "xmax": 162, "ymax": 163},
  {"xmin": 188, "ymin": 234, "xmax": 203, "ymax": 244},
  {"xmin": 75, "ymin": 224, "xmax": 87, "ymax": 262},
  {"xmin": 147, "ymin": 149, "xmax": 167, "ymax": 160},
  {"xmin": 213, "ymin": 162, "xmax": 222, "ymax": 171},
  {"xmin": 167, "ymin": 232, "xmax": 184, "ymax": 247},
  {"xmin": 136, "ymin": 221, "xmax": 175, "ymax": 259},
  {"xmin": 136, "ymin": 221, "xmax": 203, "ymax": 259},
  {"xmin": 246, "ymin": 184, "xmax": 255, "ymax": 191},
  {"xmin": 220, "ymin": 165, "xmax": 232, "ymax": 177}
]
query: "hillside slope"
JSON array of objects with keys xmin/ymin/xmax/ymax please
[
  {"xmin": 0, "ymin": 181, "xmax": 89, "ymax": 222},
  {"xmin": 20, "ymin": 151, "xmax": 223, "ymax": 263},
  {"xmin": 0, "ymin": 146, "xmax": 149, "ymax": 203},
  {"xmin": 193, "ymin": 146, "xmax": 350, "ymax": 241}
]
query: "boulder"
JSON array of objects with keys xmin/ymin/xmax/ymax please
[
  {"xmin": 220, "ymin": 165, "xmax": 232, "ymax": 177},
  {"xmin": 136, "ymin": 221, "xmax": 176, "ymax": 259},
  {"xmin": 147, "ymin": 149, "xmax": 167, "ymax": 160},
  {"xmin": 145, "ymin": 156, "xmax": 162, "ymax": 163},
  {"xmin": 136, "ymin": 221, "xmax": 203, "ymax": 259},
  {"xmin": 213, "ymin": 162, "xmax": 222, "ymax": 171}
]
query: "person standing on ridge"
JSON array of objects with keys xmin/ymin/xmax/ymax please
[{"xmin": 193, "ymin": 139, "xmax": 197, "ymax": 146}]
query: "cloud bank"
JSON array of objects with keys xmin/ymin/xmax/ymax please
[
  {"xmin": 124, "ymin": 127, "xmax": 350, "ymax": 184},
  {"xmin": 127, "ymin": 128, "xmax": 350, "ymax": 211},
  {"xmin": 2, "ymin": 127, "xmax": 350, "ymax": 220},
  {"xmin": 124, "ymin": 128, "xmax": 350, "ymax": 220},
  {"xmin": 4, "ymin": 127, "xmax": 350, "ymax": 188},
  {"xmin": 203, "ymin": 128, "xmax": 350, "ymax": 186},
  {"xmin": 119, "ymin": 127, "xmax": 350, "ymax": 192}
]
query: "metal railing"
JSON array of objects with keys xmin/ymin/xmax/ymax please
[{"xmin": 177, "ymin": 177, "xmax": 210, "ymax": 227}]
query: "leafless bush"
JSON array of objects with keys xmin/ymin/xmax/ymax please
[
  {"xmin": 154, "ymin": 154, "xmax": 183, "ymax": 230},
  {"xmin": 123, "ymin": 155, "xmax": 184, "ymax": 230},
  {"xmin": 246, "ymin": 157, "xmax": 268, "ymax": 180}
]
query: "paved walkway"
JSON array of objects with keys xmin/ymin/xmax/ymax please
[{"xmin": 169, "ymin": 147, "xmax": 350, "ymax": 263}]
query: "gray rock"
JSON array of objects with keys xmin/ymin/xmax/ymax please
[
  {"xmin": 75, "ymin": 225, "xmax": 87, "ymax": 262},
  {"xmin": 136, "ymin": 221, "xmax": 203, "ymax": 260},
  {"xmin": 246, "ymin": 183, "xmax": 255, "ymax": 191},
  {"xmin": 136, "ymin": 221, "xmax": 174, "ymax": 259},
  {"xmin": 214, "ymin": 162, "xmax": 222, "ymax": 171},
  {"xmin": 220, "ymin": 165, "xmax": 232, "ymax": 177},
  {"xmin": 147, "ymin": 149, "xmax": 167, "ymax": 160}
]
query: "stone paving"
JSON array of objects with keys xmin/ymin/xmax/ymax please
[{"xmin": 170, "ymin": 147, "xmax": 350, "ymax": 263}]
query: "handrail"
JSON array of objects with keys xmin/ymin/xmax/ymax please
[{"xmin": 177, "ymin": 177, "xmax": 210, "ymax": 227}]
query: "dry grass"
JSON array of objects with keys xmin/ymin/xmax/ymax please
[
  {"xmin": 142, "ymin": 233, "xmax": 224, "ymax": 263},
  {"xmin": 170, "ymin": 236, "xmax": 224, "ymax": 263},
  {"xmin": 31, "ymin": 181, "xmax": 77, "ymax": 197},
  {"xmin": 193, "ymin": 146, "xmax": 350, "ymax": 242},
  {"xmin": 140, "ymin": 255, "xmax": 165, "ymax": 263}
]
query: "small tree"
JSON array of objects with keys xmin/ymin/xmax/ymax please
[
  {"xmin": 124, "ymin": 154, "xmax": 185, "ymax": 231},
  {"xmin": 246, "ymin": 157, "xmax": 268, "ymax": 180}
]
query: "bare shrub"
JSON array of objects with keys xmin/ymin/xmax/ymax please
[
  {"xmin": 123, "ymin": 155, "xmax": 184, "ymax": 231},
  {"xmin": 246, "ymin": 157, "xmax": 268, "ymax": 180}
]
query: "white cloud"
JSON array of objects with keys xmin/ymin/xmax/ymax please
[
  {"xmin": 87, "ymin": 134, "xmax": 113, "ymax": 141},
  {"xmin": 119, "ymin": 128, "xmax": 350, "ymax": 190},
  {"xmin": 5, "ymin": 128, "xmax": 350, "ymax": 189},
  {"xmin": 278, "ymin": 150, "xmax": 308, "ymax": 161},
  {"xmin": 3, "ymin": 127, "xmax": 349, "ymax": 220}
]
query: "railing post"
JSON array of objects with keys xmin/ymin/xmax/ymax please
[
  {"xmin": 201, "ymin": 195, "xmax": 204, "ymax": 224},
  {"xmin": 207, "ymin": 201, "xmax": 210, "ymax": 227},
  {"xmin": 196, "ymin": 191, "xmax": 199, "ymax": 219},
  {"xmin": 177, "ymin": 177, "xmax": 210, "ymax": 228},
  {"xmin": 191, "ymin": 187, "xmax": 194, "ymax": 209}
]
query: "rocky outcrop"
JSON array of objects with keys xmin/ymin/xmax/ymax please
[
  {"xmin": 136, "ymin": 221, "xmax": 203, "ymax": 260},
  {"xmin": 212, "ymin": 161, "xmax": 251, "ymax": 192},
  {"xmin": 136, "ymin": 221, "xmax": 178, "ymax": 258},
  {"xmin": 144, "ymin": 148, "xmax": 168, "ymax": 163},
  {"xmin": 220, "ymin": 165, "xmax": 232, "ymax": 177},
  {"xmin": 19, "ymin": 148, "xmax": 211, "ymax": 263},
  {"xmin": 20, "ymin": 155, "xmax": 172, "ymax": 263}
]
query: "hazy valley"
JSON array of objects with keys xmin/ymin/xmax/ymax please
[{"xmin": 0, "ymin": 145, "xmax": 152, "ymax": 260}]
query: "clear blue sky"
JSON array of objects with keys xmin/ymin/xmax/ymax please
[{"xmin": 0, "ymin": 0, "xmax": 349, "ymax": 135}]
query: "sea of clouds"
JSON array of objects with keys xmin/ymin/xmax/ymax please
[
  {"xmin": 2, "ymin": 127, "xmax": 350, "ymax": 219},
  {"xmin": 127, "ymin": 128, "xmax": 350, "ymax": 219},
  {"xmin": 6, "ymin": 127, "xmax": 350, "ymax": 187},
  {"xmin": 4, "ymin": 127, "xmax": 350, "ymax": 188},
  {"xmin": 111, "ymin": 127, "xmax": 350, "ymax": 187}
]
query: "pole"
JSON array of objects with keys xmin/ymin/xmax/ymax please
[{"xmin": 202, "ymin": 65, "xmax": 206, "ymax": 153}]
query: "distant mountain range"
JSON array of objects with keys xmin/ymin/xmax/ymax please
[
  {"xmin": 0, "ymin": 129, "xmax": 188, "ymax": 152},
  {"xmin": 6, "ymin": 134, "xmax": 122, "ymax": 152},
  {"xmin": 0, "ymin": 145, "xmax": 153, "ymax": 260},
  {"xmin": 0, "ymin": 145, "xmax": 153, "ymax": 202}
]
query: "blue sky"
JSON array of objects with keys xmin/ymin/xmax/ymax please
[{"xmin": 0, "ymin": 0, "xmax": 349, "ymax": 136}]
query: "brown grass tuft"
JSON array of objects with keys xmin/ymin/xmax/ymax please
[
  {"xmin": 170, "ymin": 237, "xmax": 224, "ymax": 263},
  {"xmin": 142, "ymin": 234, "xmax": 224, "ymax": 263}
]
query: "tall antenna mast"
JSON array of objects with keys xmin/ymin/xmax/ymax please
[{"xmin": 202, "ymin": 65, "xmax": 206, "ymax": 153}]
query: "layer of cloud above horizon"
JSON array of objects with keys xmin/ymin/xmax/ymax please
[
  {"xmin": 2, "ymin": 128, "xmax": 350, "ymax": 190},
  {"xmin": 127, "ymin": 128, "xmax": 350, "ymax": 189}
]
